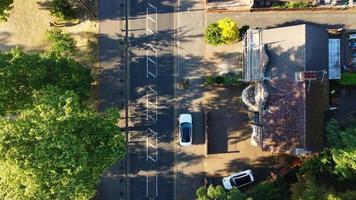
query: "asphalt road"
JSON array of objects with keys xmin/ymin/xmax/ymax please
[{"xmin": 128, "ymin": 0, "xmax": 177, "ymax": 199}]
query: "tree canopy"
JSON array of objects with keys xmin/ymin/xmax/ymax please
[
  {"xmin": 290, "ymin": 173, "xmax": 356, "ymax": 200},
  {"xmin": 0, "ymin": 48, "xmax": 91, "ymax": 115},
  {"xmin": 196, "ymin": 185, "xmax": 249, "ymax": 200},
  {"xmin": 0, "ymin": 0, "xmax": 13, "ymax": 21},
  {"xmin": 0, "ymin": 86, "xmax": 126, "ymax": 199},
  {"xmin": 325, "ymin": 119, "xmax": 356, "ymax": 179}
]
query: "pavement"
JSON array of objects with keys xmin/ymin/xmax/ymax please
[
  {"xmin": 207, "ymin": 11, "xmax": 356, "ymax": 30},
  {"xmin": 96, "ymin": 0, "xmax": 127, "ymax": 199}
]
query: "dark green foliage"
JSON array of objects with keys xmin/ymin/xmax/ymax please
[
  {"xmin": 49, "ymin": 0, "xmax": 73, "ymax": 20},
  {"xmin": 239, "ymin": 25, "xmax": 250, "ymax": 39},
  {"xmin": 205, "ymin": 73, "xmax": 245, "ymax": 87},
  {"xmin": 339, "ymin": 72, "xmax": 356, "ymax": 86},
  {"xmin": 0, "ymin": 0, "xmax": 13, "ymax": 21},
  {"xmin": 196, "ymin": 185, "xmax": 248, "ymax": 200},
  {"xmin": 0, "ymin": 48, "xmax": 91, "ymax": 115},
  {"xmin": 326, "ymin": 119, "xmax": 341, "ymax": 147},
  {"xmin": 247, "ymin": 181, "xmax": 288, "ymax": 200},
  {"xmin": 215, "ymin": 76, "xmax": 224, "ymax": 84},
  {"xmin": 325, "ymin": 119, "xmax": 356, "ymax": 179},
  {"xmin": 0, "ymin": 86, "xmax": 126, "ymax": 199},
  {"xmin": 205, "ymin": 23, "xmax": 224, "ymax": 46},
  {"xmin": 290, "ymin": 172, "xmax": 356, "ymax": 200},
  {"xmin": 46, "ymin": 29, "xmax": 76, "ymax": 57},
  {"xmin": 290, "ymin": 173, "xmax": 334, "ymax": 200},
  {"xmin": 272, "ymin": 1, "xmax": 310, "ymax": 8}
]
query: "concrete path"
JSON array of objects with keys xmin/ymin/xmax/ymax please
[
  {"xmin": 97, "ymin": 0, "xmax": 127, "ymax": 199},
  {"xmin": 208, "ymin": 11, "xmax": 356, "ymax": 29},
  {"xmin": 175, "ymin": 0, "xmax": 207, "ymax": 199}
]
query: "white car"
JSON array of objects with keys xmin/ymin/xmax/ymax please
[
  {"xmin": 179, "ymin": 114, "xmax": 192, "ymax": 146},
  {"xmin": 222, "ymin": 169, "xmax": 254, "ymax": 190}
]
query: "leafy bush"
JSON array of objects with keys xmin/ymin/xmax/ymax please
[
  {"xmin": 196, "ymin": 185, "xmax": 248, "ymax": 200},
  {"xmin": 205, "ymin": 18, "xmax": 239, "ymax": 46},
  {"xmin": 215, "ymin": 76, "xmax": 224, "ymax": 84},
  {"xmin": 205, "ymin": 73, "xmax": 244, "ymax": 86},
  {"xmin": 239, "ymin": 25, "xmax": 250, "ymax": 39},
  {"xmin": 247, "ymin": 181, "xmax": 288, "ymax": 200},
  {"xmin": 46, "ymin": 28, "xmax": 76, "ymax": 56},
  {"xmin": 339, "ymin": 72, "xmax": 356, "ymax": 86},
  {"xmin": 272, "ymin": 1, "xmax": 309, "ymax": 8},
  {"xmin": 326, "ymin": 119, "xmax": 341, "ymax": 147},
  {"xmin": 0, "ymin": 0, "xmax": 13, "ymax": 21},
  {"xmin": 205, "ymin": 23, "xmax": 224, "ymax": 46},
  {"xmin": 218, "ymin": 18, "xmax": 239, "ymax": 44},
  {"xmin": 50, "ymin": 0, "xmax": 73, "ymax": 20},
  {"xmin": 205, "ymin": 75, "xmax": 215, "ymax": 85}
]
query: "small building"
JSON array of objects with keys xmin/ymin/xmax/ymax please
[{"xmin": 242, "ymin": 24, "xmax": 332, "ymax": 154}]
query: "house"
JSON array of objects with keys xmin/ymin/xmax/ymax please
[{"xmin": 241, "ymin": 24, "xmax": 336, "ymax": 154}]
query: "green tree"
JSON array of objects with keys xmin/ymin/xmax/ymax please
[
  {"xmin": 205, "ymin": 23, "xmax": 224, "ymax": 46},
  {"xmin": 217, "ymin": 18, "xmax": 238, "ymax": 44},
  {"xmin": 325, "ymin": 120, "xmax": 356, "ymax": 179},
  {"xmin": 0, "ymin": 48, "xmax": 91, "ymax": 115},
  {"xmin": 290, "ymin": 173, "xmax": 336, "ymax": 200},
  {"xmin": 196, "ymin": 185, "xmax": 248, "ymax": 200},
  {"xmin": 46, "ymin": 28, "xmax": 76, "ymax": 57},
  {"xmin": 0, "ymin": 86, "xmax": 126, "ymax": 200},
  {"xmin": 247, "ymin": 181, "xmax": 287, "ymax": 200},
  {"xmin": 291, "ymin": 172, "xmax": 356, "ymax": 200},
  {"xmin": 0, "ymin": 0, "xmax": 13, "ymax": 21},
  {"xmin": 49, "ymin": 0, "xmax": 73, "ymax": 20}
]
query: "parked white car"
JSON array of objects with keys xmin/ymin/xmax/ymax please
[
  {"xmin": 222, "ymin": 169, "xmax": 254, "ymax": 190},
  {"xmin": 179, "ymin": 114, "xmax": 192, "ymax": 146}
]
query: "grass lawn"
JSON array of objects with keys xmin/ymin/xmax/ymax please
[{"xmin": 0, "ymin": 0, "xmax": 98, "ymax": 71}]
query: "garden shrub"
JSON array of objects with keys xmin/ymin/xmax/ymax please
[
  {"xmin": 0, "ymin": 0, "xmax": 13, "ymax": 21},
  {"xmin": 50, "ymin": 0, "xmax": 73, "ymax": 20},
  {"xmin": 215, "ymin": 76, "xmax": 224, "ymax": 84},
  {"xmin": 218, "ymin": 18, "xmax": 239, "ymax": 44},
  {"xmin": 239, "ymin": 25, "xmax": 250, "ymax": 39},
  {"xmin": 205, "ymin": 23, "xmax": 224, "ymax": 46},
  {"xmin": 205, "ymin": 74, "xmax": 244, "ymax": 86},
  {"xmin": 46, "ymin": 28, "xmax": 76, "ymax": 57},
  {"xmin": 205, "ymin": 18, "xmax": 239, "ymax": 46},
  {"xmin": 339, "ymin": 72, "xmax": 356, "ymax": 86},
  {"xmin": 272, "ymin": 1, "xmax": 309, "ymax": 8}
]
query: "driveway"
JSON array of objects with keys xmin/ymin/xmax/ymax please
[{"xmin": 206, "ymin": 86, "xmax": 250, "ymax": 154}]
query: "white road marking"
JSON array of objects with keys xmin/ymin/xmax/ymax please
[
  {"xmin": 146, "ymin": 86, "xmax": 158, "ymax": 121},
  {"xmin": 146, "ymin": 128, "xmax": 158, "ymax": 162},
  {"xmin": 156, "ymin": 174, "xmax": 158, "ymax": 197},
  {"xmin": 146, "ymin": 44, "xmax": 157, "ymax": 78},
  {"xmin": 146, "ymin": 174, "xmax": 149, "ymax": 197}
]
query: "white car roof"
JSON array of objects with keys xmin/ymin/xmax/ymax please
[
  {"xmin": 179, "ymin": 113, "xmax": 192, "ymax": 124},
  {"xmin": 349, "ymin": 33, "xmax": 356, "ymax": 40}
]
